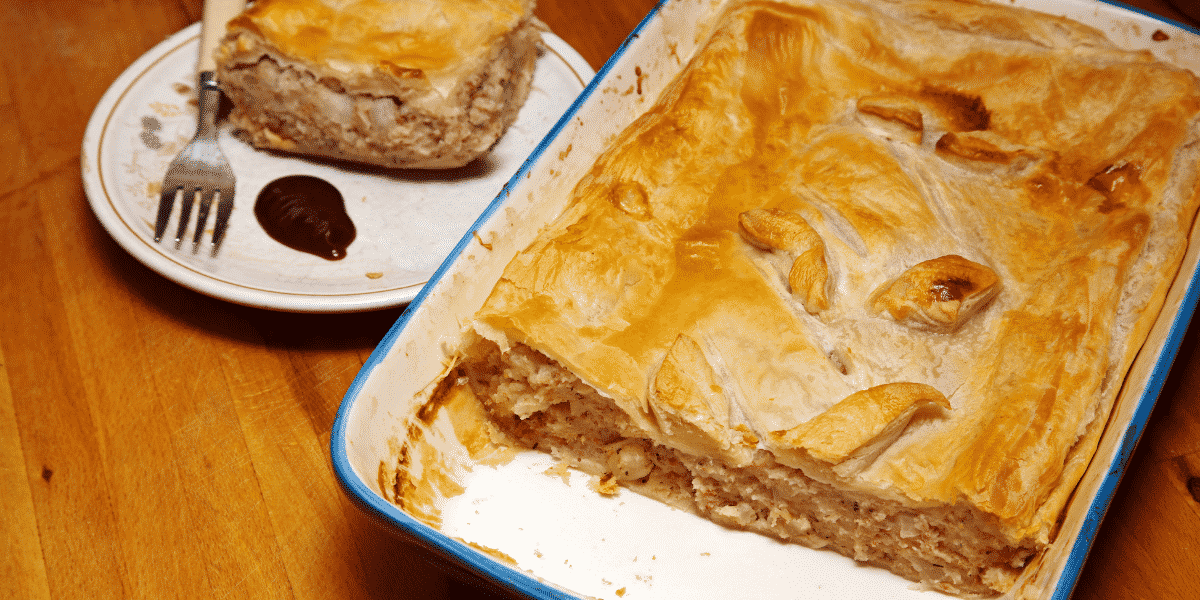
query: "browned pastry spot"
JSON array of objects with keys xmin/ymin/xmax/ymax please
[
  {"xmin": 936, "ymin": 132, "xmax": 1021, "ymax": 164},
  {"xmin": 872, "ymin": 255, "xmax": 1001, "ymax": 333},
  {"xmin": 858, "ymin": 97, "xmax": 924, "ymax": 132},
  {"xmin": 379, "ymin": 61, "xmax": 426, "ymax": 79},
  {"xmin": 610, "ymin": 181, "xmax": 653, "ymax": 220},
  {"xmin": 1088, "ymin": 162, "xmax": 1149, "ymax": 213},
  {"xmin": 918, "ymin": 86, "xmax": 990, "ymax": 132},
  {"xmin": 857, "ymin": 94, "xmax": 925, "ymax": 144}
]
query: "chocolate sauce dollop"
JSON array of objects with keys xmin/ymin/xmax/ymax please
[{"xmin": 255, "ymin": 175, "xmax": 356, "ymax": 260}]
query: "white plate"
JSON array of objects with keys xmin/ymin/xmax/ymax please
[{"xmin": 81, "ymin": 22, "xmax": 593, "ymax": 313}]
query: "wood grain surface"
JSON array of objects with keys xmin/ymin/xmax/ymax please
[{"xmin": 1, "ymin": 1, "xmax": 1197, "ymax": 599}]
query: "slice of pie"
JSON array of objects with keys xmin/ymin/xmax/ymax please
[{"xmin": 214, "ymin": 0, "xmax": 541, "ymax": 169}]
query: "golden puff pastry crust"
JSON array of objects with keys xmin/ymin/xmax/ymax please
[
  {"xmin": 215, "ymin": 0, "xmax": 541, "ymax": 168},
  {"xmin": 462, "ymin": 0, "xmax": 1200, "ymax": 594}
]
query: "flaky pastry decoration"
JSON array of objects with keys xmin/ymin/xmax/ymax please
[
  {"xmin": 738, "ymin": 208, "xmax": 831, "ymax": 313},
  {"xmin": 768, "ymin": 382, "xmax": 951, "ymax": 471},
  {"xmin": 871, "ymin": 255, "xmax": 1001, "ymax": 333}
]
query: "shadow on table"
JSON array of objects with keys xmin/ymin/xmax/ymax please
[{"xmin": 93, "ymin": 221, "xmax": 409, "ymax": 348}]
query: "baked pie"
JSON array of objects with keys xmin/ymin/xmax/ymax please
[
  {"xmin": 410, "ymin": 0, "xmax": 1200, "ymax": 595},
  {"xmin": 214, "ymin": 0, "xmax": 541, "ymax": 168}
]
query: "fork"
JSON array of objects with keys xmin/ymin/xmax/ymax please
[{"xmin": 155, "ymin": 0, "xmax": 246, "ymax": 256}]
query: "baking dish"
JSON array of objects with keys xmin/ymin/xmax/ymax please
[{"xmin": 332, "ymin": 1, "xmax": 1200, "ymax": 598}]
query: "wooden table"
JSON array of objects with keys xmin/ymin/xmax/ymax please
[{"xmin": 1, "ymin": 1, "xmax": 1197, "ymax": 598}]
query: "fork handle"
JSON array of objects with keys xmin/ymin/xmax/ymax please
[
  {"xmin": 195, "ymin": 72, "xmax": 223, "ymax": 139},
  {"xmin": 197, "ymin": 0, "xmax": 247, "ymax": 74}
]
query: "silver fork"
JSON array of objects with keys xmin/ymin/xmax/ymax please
[{"xmin": 155, "ymin": 0, "xmax": 246, "ymax": 256}]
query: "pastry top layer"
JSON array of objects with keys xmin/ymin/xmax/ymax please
[
  {"xmin": 473, "ymin": 0, "xmax": 1200, "ymax": 544},
  {"xmin": 222, "ymin": 0, "xmax": 535, "ymax": 94}
]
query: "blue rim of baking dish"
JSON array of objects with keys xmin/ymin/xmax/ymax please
[
  {"xmin": 1107, "ymin": 0, "xmax": 1200, "ymax": 35},
  {"xmin": 330, "ymin": 1, "xmax": 1200, "ymax": 598}
]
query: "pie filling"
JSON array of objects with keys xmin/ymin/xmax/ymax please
[{"xmin": 455, "ymin": 338, "xmax": 1038, "ymax": 596}]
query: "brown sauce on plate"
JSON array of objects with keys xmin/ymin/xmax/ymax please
[{"xmin": 255, "ymin": 175, "xmax": 356, "ymax": 260}]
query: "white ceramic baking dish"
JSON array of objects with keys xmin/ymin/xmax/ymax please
[{"xmin": 332, "ymin": 2, "xmax": 1200, "ymax": 598}]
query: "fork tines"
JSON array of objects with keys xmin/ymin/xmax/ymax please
[{"xmin": 154, "ymin": 181, "xmax": 234, "ymax": 255}]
